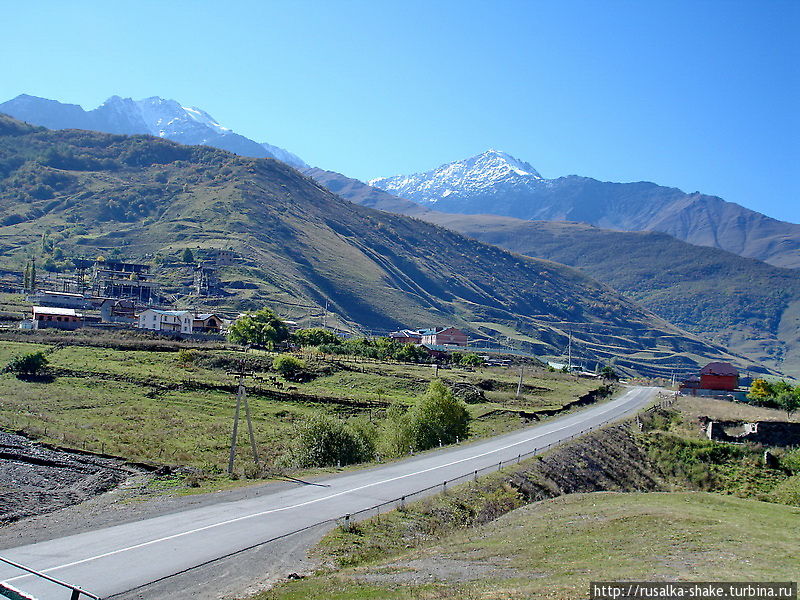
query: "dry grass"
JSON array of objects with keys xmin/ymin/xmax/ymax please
[{"xmin": 675, "ymin": 395, "xmax": 800, "ymax": 424}]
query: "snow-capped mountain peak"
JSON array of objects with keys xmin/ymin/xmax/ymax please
[
  {"xmin": 0, "ymin": 94, "xmax": 308, "ymax": 169},
  {"xmin": 369, "ymin": 149, "xmax": 543, "ymax": 205}
]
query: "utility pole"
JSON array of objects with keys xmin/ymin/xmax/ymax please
[
  {"xmin": 567, "ymin": 331, "xmax": 572, "ymax": 371},
  {"xmin": 516, "ymin": 365, "xmax": 524, "ymax": 398},
  {"xmin": 322, "ymin": 298, "xmax": 329, "ymax": 329},
  {"xmin": 226, "ymin": 362, "xmax": 259, "ymax": 475}
]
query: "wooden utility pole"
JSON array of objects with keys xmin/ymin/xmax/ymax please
[
  {"xmin": 516, "ymin": 366, "xmax": 524, "ymax": 398},
  {"xmin": 567, "ymin": 331, "xmax": 572, "ymax": 371},
  {"xmin": 227, "ymin": 362, "xmax": 259, "ymax": 475}
]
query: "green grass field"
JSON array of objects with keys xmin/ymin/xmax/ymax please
[{"xmin": 0, "ymin": 340, "xmax": 600, "ymax": 478}]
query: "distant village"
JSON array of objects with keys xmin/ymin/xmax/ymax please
[
  {"xmin": 6, "ymin": 254, "xmax": 513, "ymax": 365},
  {"xmin": 2, "ymin": 255, "xmax": 768, "ymax": 390}
]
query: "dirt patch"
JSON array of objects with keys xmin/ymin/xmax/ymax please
[
  {"xmin": 0, "ymin": 431, "xmax": 145, "ymax": 523},
  {"xmin": 510, "ymin": 424, "xmax": 664, "ymax": 501},
  {"xmin": 676, "ymin": 396, "xmax": 800, "ymax": 424}
]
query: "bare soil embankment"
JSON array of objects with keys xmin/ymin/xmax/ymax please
[{"xmin": 0, "ymin": 431, "xmax": 145, "ymax": 523}]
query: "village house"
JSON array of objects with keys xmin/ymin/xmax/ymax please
[
  {"xmin": 679, "ymin": 361, "xmax": 742, "ymax": 399},
  {"xmin": 137, "ymin": 309, "xmax": 223, "ymax": 335},
  {"xmin": 27, "ymin": 290, "xmax": 90, "ymax": 310},
  {"xmin": 389, "ymin": 329, "xmax": 423, "ymax": 344},
  {"xmin": 30, "ymin": 306, "xmax": 84, "ymax": 330},
  {"xmin": 138, "ymin": 309, "xmax": 192, "ymax": 333},
  {"xmin": 419, "ymin": 327, "xmax": 468, "ymax": 347},
  {"xmin": 191, "ymin": 313, "xmax": 224, "ymax": 334},
  {"xmin": 699, "ymin": 362, "xmax": 739, "ymax": 391},
  {"xmin": 100, "ymin": 299, "xmax": 137, "ymax": 324}
]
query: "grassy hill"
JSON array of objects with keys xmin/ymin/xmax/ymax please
[
  {"xmin": 0, "ymin": 114, "xmax": 759, "ymax": 376},
  {"xmin": 303, "ymin": 169, "xmax": 800, "ymax": 377},
  {"xmin": 257, "ymin": 492, "xmax": 800, "ymax": 600},
  {"xmin": 424, "ymin": 217, "xmax": 800, "ymax": 378}
]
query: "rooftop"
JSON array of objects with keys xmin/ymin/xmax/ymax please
[{"xmin": 33, "ymin": 306, "xmax": 81, "ymax": 317}]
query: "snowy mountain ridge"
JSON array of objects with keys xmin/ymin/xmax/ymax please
[
  {"xmin": 369, "ymin": 149, "xmax": 543, "ymax": 205},
  {"xmin": 0, "ymin": 94, "xmax": 307, "ymax": 169}
]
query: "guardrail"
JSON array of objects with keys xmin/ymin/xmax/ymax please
[{"xmin": 0, "ymin": 555, "xmax": 100, "ymax": 600}]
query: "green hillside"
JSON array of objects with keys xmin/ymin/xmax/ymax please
[
  {"xmin": 423, "ymin": 216, "xmax": 800, "ymax": 378},
  {"xmin": 0, "ymin": 114, "xmax": 758, "ymax": 376},
  {"xmin": 302, "ymin": 169, "xmax": 799, "ymax": 377}
]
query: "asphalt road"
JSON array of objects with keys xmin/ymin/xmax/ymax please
[{"xmin": 0, "ymin": 386, "xmax": 659, "ymax": 599}]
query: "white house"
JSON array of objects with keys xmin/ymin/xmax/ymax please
[
  {"xmin": 137, "ymin": 309, "xmax": 194, "ymax": 334},
  {"xmin": 137, "ymin": 309, "xmax": 224, "ymax": 335}
]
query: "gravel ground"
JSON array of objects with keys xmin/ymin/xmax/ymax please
[
  {"xmin": 0, "ymin": 431, "xmax": 143, "ymax": 524},
  {"xmin": 0, "ymin": 434, "xmax": 330, "ymax": 598}
]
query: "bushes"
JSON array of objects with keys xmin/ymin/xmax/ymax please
[
  {"xmin": 379, "ymin": 380, "xmax": 471, "ymax": 456},
  {"xmin": 3, "ymin": 351, "xmax": 49, "ymax": 378},
  {"xmin": 451, "ymin": 352, "xmax": 484, "ymax": 367},
  {"xmin": 642, "ymin": 432, "xmax": 749, "ymax": 490},
  {"xmin": 273, "ymin": 354, "xmax": 307, "ymax": 381},
  {"xmin": 177, "ymin": 349, "xmax": 197, "ymax": 366},
  {"xmin": 288, "ymin": 414, "xmax": 376, "ymax": 468},
  {"xmin": 292, "ymin": 328, "xmax": 342, "ymax": 348},
  {"xmin": 315, "ymin": 336, "xmax": 429, "ymax": 363}
]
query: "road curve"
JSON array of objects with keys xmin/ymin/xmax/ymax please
[{"xmin": 0, "ymin": 386, "xmax": 659, "ymax": 599}]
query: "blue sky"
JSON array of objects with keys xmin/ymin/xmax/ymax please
[{"xmin": 3, "ymin": 0, "xmax": 799, "ymax": 222}]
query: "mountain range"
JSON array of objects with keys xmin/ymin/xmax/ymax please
[
  {"xmin": 306, "ymin": 167, "xmax": 800, "ymax": 378},
  {"xmin": 3, "ymin": 94, "xmax": 798, "ymax": 376},
  {"xmin": 0, "ymin": 114, "xmax": 759, "ymax": 378},
  {"xmin": 370, "ymin": 150, "xmax": 800, "ymax": 269},
  {"xmin": 0, "ymin": 94, "xmax": 307, "ymax": 169}
]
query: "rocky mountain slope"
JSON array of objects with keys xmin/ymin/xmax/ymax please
[
  {"xmin": 0, "ymin": 114, "xmax": 757, "ymax": 377},
  {"xmin": 307, "ymin": 168, "xmax": 800, "ymax": 378},
  {"xmin": 370, "ymin": 150, "xmax": 800, "ymax": 269},
  {"xmin": 0, "ymin": 94, "xmax": 307, "ymax": 169}
]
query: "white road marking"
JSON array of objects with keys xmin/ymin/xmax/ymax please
[{"xmin": 3, "ymin": 388, "xmax": 649, "ymax": 584}]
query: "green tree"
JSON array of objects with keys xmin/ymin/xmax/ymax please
[
  {"xmin": 600, "ymin": 365, "xmax": 618, "ymax": 380},
  {"xmin": 182, "ymin": 248, "xmax": 195, "ymax": 263},
  {"xmin": 394, "ymin": 343, "xmax": 428, "ymax": 363},
  {"xmin": 3, "ymin": 351, "xmax": 49, "ymax": 378},
  {"xmin": 772, "ymin": 380, "xmax": 794, "ymax": 396},
  {"xmin": 378, "ymin": 401, "xmax": 414, "ymax": 457},
  {"xmin": 227, "ymin": 308, "xmax": 289, "ymax": 349},
  {"xmin": 775, "ymin": 390, "xmax": 800, "ymax": 420},
  {"xmin": 459, "ymin": 352, "xmax": 484, "ymax": 367},
  {"xmin": 29, "ymin": 258, "xmax": 36, "ymax": 292},
  {"xmin": 272, "ymin": 354, "xmax": 307, "ymax": 381},
  {"xmin": 292, "ymin": 328, "xmax": 342, "ymax": 347},
  {"xmin": 406, "ymin": 380, "xmax": 470, "ymax": 451},
  {"xmin": 748, "ymin": 379, "xmax": 773, "ymax": 402}
]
